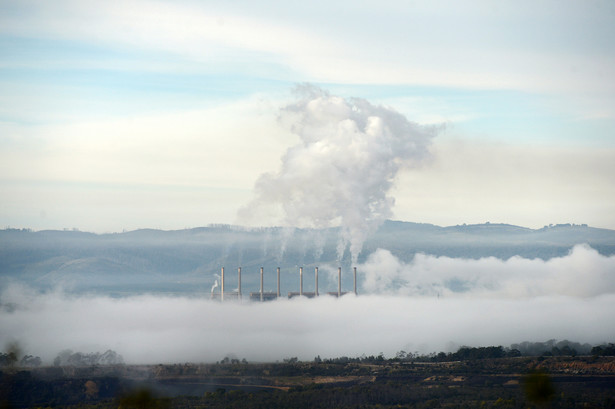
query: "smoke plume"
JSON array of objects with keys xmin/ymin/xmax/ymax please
[{"xmin": 239, "ymin": 85, "xmax": 437, "ymax": 263}]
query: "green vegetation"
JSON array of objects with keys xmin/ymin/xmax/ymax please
[
  {"xmin": 522, "ymin": 370, "xmax": 555, "ymax": 407},
  {"xmin": 117, "ymin": 388, "xmax": 170, "ymax": 409},
  {"xmin": 591, "ymin": 343, "xmax": 615, "ymax": 357},
  {"xmin": 2, "ymin": 349, "xmax": 615, "ymax": 409}
]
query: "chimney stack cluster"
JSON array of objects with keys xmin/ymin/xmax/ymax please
[{"xmin": 214, "ymin": 266, "xmax": 357, "ymax": 301}]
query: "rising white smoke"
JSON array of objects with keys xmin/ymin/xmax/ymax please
[{"xmin": 239, "ymin": 85, "xmax": 438, "ymax": 264}]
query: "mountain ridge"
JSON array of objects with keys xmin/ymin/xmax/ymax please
[{"xmin": 1, "ymin": 220, "xmax": 614, "ymax": 296}]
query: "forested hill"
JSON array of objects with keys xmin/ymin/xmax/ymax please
[{"xmin": 1, "ymin": 221, "xmax": 613, "ymax": 295}]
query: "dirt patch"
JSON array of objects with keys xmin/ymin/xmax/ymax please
[{"xmin": 310, "ymin": 376, "xmax": 374, "ymax": 385}]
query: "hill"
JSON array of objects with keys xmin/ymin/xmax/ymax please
[{"xmin": 1, "ymin": 221, "xmax": 614, "ymax": 295}]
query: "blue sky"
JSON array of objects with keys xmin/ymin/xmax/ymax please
[{"xmin": 1, "ymin": 0, "xmax": 614, "ymax": 231}]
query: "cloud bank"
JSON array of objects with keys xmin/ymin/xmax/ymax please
[
  {"xmin": 2, "ymin": 246, "xmax": 614, "ymax": 365},
  {"xmin": 361, "ymin": 244, "xmax": 615, "ymax": 298},
  {"xmin": 239, "ymin": 85, "xmax": 438, "ymax": 263}
]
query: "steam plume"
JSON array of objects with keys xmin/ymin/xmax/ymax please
[{"xmin": 239, "ymin": 85, "xmax": 438, "ymax": 263}]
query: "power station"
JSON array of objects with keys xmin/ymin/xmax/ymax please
[{"xmin": 211, "ymin": 266, "xmax": 358, "ymax": 301}]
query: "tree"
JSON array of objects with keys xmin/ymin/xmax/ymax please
[
  {"xmin": 118, "ymin": 388, "xmax": 170, "ymax": 409},
  {"xmin": 523, "ymin": 370, "xmax": 555, "ymax": 407}
]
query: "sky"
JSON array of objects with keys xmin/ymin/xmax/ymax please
[{"xmin": 1, "ymin": 0, "xmax": 615, "ymax": 232}]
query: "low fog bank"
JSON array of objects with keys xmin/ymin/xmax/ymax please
[
  {"xmin": 1, "ymin": 288, "xmax": 614, "ymax": 365},
  {"xmin": 2, "ymin": 221, "xmax": 614, "ymax": 298},
  {"xmin": 2, "ymin": 245, "xmax": 613, "ymax": 365},
  {"xmin": 361, "ymin": 244, "xmax": 615, "ymax": 298}
]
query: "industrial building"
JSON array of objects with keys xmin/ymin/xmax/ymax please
[{"xmin": 211, "ymin": 266, "xmax": 357, "ymax": 301}]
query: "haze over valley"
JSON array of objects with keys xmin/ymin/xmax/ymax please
[
  {"xmin": 2, "ymin": 221, "xmax": 615, "ymax": 364},
  {"xmin": 1, "ymin": 221, "xmax": 614, "ymax": 296}
]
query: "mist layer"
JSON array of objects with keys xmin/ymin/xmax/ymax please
[{"xmin": 2, "ymin": 245, "xmax": 614, "ymax": 364}]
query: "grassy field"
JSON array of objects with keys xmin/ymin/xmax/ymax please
[{"xmin": 2, "ymin": 356, "xmax": 615, "ymax": 408}]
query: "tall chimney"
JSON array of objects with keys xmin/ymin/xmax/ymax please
[
  {"xmin": 277, "ymin": 267, "xmax": 280, "ymax": 298},
  {"xmin": 238, "ymin": 267, "xmax": 242, "ymax": 300},
  {"xmin": 353, "ymin": 267, "xmax": 357, "ymax": 295},
  {"xmin": 260, "ymin": 267, "xmax": 264, "ymax": 302},
  {"xmin": 299, "ymin": 267, "xmax": 303, "ymax": 296},
  {"xmin": 315, "ymin": 267, "xmax": 319, "ymax": 297},
  {"xmin": 338, "ymin": 267, "xmax": 341, "ymax": 297},
  {"xmin": 221, "ymin": 267, "xmax": 225, "ymax": 302}
]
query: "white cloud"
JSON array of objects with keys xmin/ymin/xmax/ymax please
[
  {"xmin": 360, "ymin": 244, "xmax": 615, "ymax": 298},
  {"xmin": 3, "ymin": 0, "xmax": 614, "ymax": 97},
  {"xmin": 391, "ymin": 137, "xmax": 615, "ymax": 229},
  {"xmin": 0, "ymin": 0, "xmax": 338, "ymax": 78},
  {"xmin": 0, "ymin": 96, "xmax": 292, "ymax": 231},
  {"xmin": 1, "ymin": 283, "xmax": 614, "ymax": 364},
  {"xmin": 0, "ymin": 96, "xmax": 287, "ymax": 188},
  {"xmin": 2, "ymin": 94, "xmax": 614, "ymax": 232},
  {"xmin": 2, "ymin": 246, "xmax": 614, "ymax": 363}
]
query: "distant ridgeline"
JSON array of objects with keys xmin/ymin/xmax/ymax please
[{"xmin": 1, "ymin": 221, "xmax": 614, "ymax": 295}]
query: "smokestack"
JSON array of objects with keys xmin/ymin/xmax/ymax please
[
  {"xmin": 315, "ymin": 267, "xmax": 319, "ymax": 297},
  {"xmin": 238, "ymin": 267, "xmax": 242, "ymax": 301},
  {"xmin": 300, "ymin": 267, "xmax": 303, "ymax": 296},
  {"xmin": 338, "ymin": 267, "xmax": 341, "ymax": 297},
  {"xmin": 221, "ymin": 267, "xmax": 225, "ymax": 302},
  {"xmin": 210, "ymin": 279, "xmax": 219, "ymax": 298},
  {"xmin": 260, "ymin": 267, "xmax": 264, "ymax": 302},
  {"xmin": 353, "ymin": 267, "xmax": 357, "ymax": 295},
  {"xmin": 277, "ymin": 267, "xmax": 280, "ymax": 298}
]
